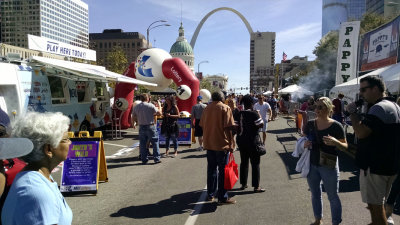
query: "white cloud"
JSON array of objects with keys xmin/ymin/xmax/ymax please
[{"xmin": 277, "ymin": 22, "xmax": 321, "ymax": 43}]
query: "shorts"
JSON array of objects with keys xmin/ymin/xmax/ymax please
[
  {"xmin": 194, "ymin": 119, "xmax": 203, "ymax": 137},
  {"xmin": 359, "ymin": 168, "xmax": 396, "ymax": 205},
  {"xmin": 259, "ymin": 119, "xmax": 268, "ymax": 132}
]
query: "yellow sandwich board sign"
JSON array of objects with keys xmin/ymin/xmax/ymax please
[{"xmin": 60, "ymin": 131, "xmax": 108, "ymax": 195}]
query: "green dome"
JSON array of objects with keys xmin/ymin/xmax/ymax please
[{"xmin": 170, "ymin": 40, "xmax": 193, "ymax": 54}]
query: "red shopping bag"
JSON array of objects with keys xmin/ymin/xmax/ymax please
[{"xmin": 224, "ymin": 153, "xmax": 238, "ymax": 190}]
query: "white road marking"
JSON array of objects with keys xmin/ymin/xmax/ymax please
[
  {"xmin": 184, "ymin": 186, "xmax": 208, "ymax": 225},
  {"xmin": 103, "ymin": 143, "xmax": 129, "ymax": 148},
  {"xmin": 105, "ymin": 142, "xmax": 140, "ymax": 159}
]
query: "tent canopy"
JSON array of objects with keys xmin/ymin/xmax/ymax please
[
  {"xmin": 330, "ymin": 63, "xmax": 400, "ymax": 102},
  {"xmin": 263, "ymin": 90, "xmax": 273, "ymax": 95},
  {"xmin": 29, "ymin": 56, "xmax": 157, "ymax": 87},
  {"xmin": 278, "ymin": 84, "xmax": 313, "ymax": 95}
]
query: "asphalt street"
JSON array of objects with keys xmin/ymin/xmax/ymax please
[{"xmin": 52, "ymin": 116, "xmax": 400, "ymax": 225}]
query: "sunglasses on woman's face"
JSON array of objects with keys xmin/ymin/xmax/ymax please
[{"xmin": 316, "ymin": 105, "xmax": 325, "ymax": 110}]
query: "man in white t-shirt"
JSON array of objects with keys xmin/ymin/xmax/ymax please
[{"xmin": 253, "ymin": 95, "xmax": 272, "ymax": 144}]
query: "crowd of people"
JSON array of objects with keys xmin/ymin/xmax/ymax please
[{"xmin": 0, "ymin": 75, "xmax": 399, "ymax": 224}]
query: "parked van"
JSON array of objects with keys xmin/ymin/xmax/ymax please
[{"xmin": 0, "ymin": 56, "xmax": 156, "ymax": 133}]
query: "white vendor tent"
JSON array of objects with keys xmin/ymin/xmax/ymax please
[
  {"xmin": 278, "ymin": 84, "xmax": 313, "ymax": 96},
  {"xmin": 263, "ymin": 90, "xmax": 273, "ymax": 95},
  {"xmin": 330, "ymin": 63, "xmax": 400, "ymax": 102}
]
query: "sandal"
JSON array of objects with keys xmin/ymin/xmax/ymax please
[{"xmin": 254, "ymin": 187, "xmax": 266, "ymax": 193}]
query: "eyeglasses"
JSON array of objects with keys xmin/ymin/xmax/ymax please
[
  {"xmin": 316, "ymin": 105, "xmax": 325, "ymax": 110},
  {"xmin": 359, "ymin": 86, "xmax": 373, "ymax": 93}
]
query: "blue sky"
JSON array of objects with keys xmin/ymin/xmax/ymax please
[{"xmin": 83, "ymin": 0, "xmax": 322, "ymax": 91}]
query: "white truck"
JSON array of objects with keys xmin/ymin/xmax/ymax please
[{"xmin": 0, "ymin": 56, "xmax": 156, "ymax": 133}]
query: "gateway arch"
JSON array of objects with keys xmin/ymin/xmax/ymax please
[{"xmin": 190, "ymin": 7, "xmax": 254, "ymax": 49}]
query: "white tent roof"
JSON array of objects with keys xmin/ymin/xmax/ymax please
[
  {"xmin": 29, "ymin": 56, "xmax": 157, "ymax": 87},
  {"xmin": 330, "ymin": 63, "xmax": 400, "ymax": 102},
  {"xmin": 263, "ymin": 90, "xmax": 273, "ymax": 95},
  {"xmin": 278, "ymin": 84, "xmax": 313, "ymax": 95}
]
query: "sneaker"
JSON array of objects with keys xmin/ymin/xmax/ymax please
[
  {"xmin": 218, "ymin": 198, "xmax": 236, "ymax": 205},
  {"xmin": 207, "ymin": 196, "xmax": 214, "ymax": 202},
  {"xmin": 387, "ymin": 216, "xmax": 394, "ymax": 225},
  {"xmin": 154, "ymin": 160, "xmax": 162, "ymax": 164}
]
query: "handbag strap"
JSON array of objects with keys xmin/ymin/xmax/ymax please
[
  {"xmin": 313, "ymin": 120, "xmax": 322, "ymax": 146},
  {"xmin": 229, "ymin": 152, "xmax": 234, "ymax": 162}
]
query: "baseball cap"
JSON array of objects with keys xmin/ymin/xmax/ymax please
[
  {"xmin": 197, "ymin": 96, "xmax": 203, "ymax": 101},
  {"xmin": 0, "ymin": 138, "xmax": 34, "ymax": 159}
]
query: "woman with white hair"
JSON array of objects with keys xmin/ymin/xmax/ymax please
[
  {"xmin": 303, "ymin": 97, "xmax": 348, "ymax": 225},
  {"xmin": 2, "ymin": 112, "xmax": 73, "ymax": 225}
]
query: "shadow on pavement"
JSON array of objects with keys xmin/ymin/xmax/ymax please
[
  {"xmin": 110, "ymin": 190, "xmax": 217, "ymax": 219},
  {"xmin": 277, "ymin": 151, "xmax": 299, "ymax": 178},
  {"xmin": 181, "ymin": 154, "xmax": 206, "ymax": 159},
  {"xmin": 268, "ymin": 128, "xmax": 297, "ymax": 134},
  {"xmin": 337, "ymin": 151, "xmax": 360, "ymax": 193}
]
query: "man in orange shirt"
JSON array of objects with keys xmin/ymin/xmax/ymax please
[{"xmin": 200, "ymin": 91, "xmax": 236, "ymax": 204}]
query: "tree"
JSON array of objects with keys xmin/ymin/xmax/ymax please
[
  {"xmin": 360, "ymin": 13, "xmax": 389, "ymax": 35},
  {"xmin": 201, "ymin": 78, "xmax": 220, "ymax": 93},
  {"xmin": 106, "ymin": 46, "xmax": 128, "ymax": 74}
]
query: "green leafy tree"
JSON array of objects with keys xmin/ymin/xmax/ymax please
[
  {"xmin": 106, "ymin": 46, "xmax": 128, "ymax": 74},
  {"xmin": 201, "ymin": 78, "xmax": 220, "ymax": 93},
  {"xmin": 360, "ymin": 13, "xmax": 389, "ymax": 34}
]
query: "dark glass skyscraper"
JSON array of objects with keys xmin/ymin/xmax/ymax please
[{"xmin": 348, "ymin": 0, "xmax": 366, "ymax": 20}]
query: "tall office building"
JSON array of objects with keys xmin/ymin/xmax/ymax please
[
  {"xmin": 348, "ymin": 0, "xmax": 366, "ymax": 20},
  {"xmin": 366, "ymin": 0, "xmax": 400, "ymax": 19},
  {"xmin": 322, "ymin": 0, "xmax": 348, "ymax": 37},
  {"xmin": 249, "ymin": 32, "xmax": 275, "ymax": 93},
  {"xmin": 89, "ymin": 29, "xmax": 149, "ymax": 69},
  {"xmin": 0, "ymin": 0, "xmax": 88, "ymax": 48}
]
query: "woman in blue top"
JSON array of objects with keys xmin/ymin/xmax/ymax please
[{"xmin": 2, "ymin": 112, "xmax": 73, "ymax": 225}]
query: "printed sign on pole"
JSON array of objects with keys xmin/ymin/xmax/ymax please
[{"xmin": 335, "ymin": 21, "xmax": 360, "ymax": 85}]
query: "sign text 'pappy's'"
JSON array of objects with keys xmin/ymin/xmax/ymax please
[{"xmin": 335, "ymin": 21, "xmax": 360, "ymax": 85}]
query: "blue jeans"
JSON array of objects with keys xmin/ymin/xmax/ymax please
[
  {"xmin": 165, "ymin": 133, "xmax": 178, "ymax": 150},
  {"xmin": 207, "ymin": 150, "xmax": 229, "ymax": 201},
  {"xmin": 307, "ymin": 163, "xmax": 342, "ymax": 225},
  {"xmin": 139, "ymin": 125, "xmax": 161, "ymax": 163}
]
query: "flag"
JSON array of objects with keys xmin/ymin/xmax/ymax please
[{"xmin": 282, "ymin": 52, "xmax": 287, "ymax": 61}]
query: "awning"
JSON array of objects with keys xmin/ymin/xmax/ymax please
[
  {"xmin": 330, "ymin": 63, "xmax": 400, "ymax": 102},
  {"xmin": 29, "ymin": 56, "xmax": 157, "ymax": 87}
]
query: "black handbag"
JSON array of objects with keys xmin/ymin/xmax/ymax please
[{"xmin": 255, "ymin": 134, "xmax": 267, "ymax": 156}]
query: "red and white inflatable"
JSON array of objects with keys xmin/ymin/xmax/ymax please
[{"xmin": 114, "ymin": 48, "xmax": 200, "ymax": 129}]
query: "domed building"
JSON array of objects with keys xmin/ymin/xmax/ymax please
[{"xmin": 170, "ymin": 23, "xmax": 195, "ymax": 73}]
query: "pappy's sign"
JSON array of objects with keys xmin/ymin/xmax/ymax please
[
  {"xmin": 359, "ymin": 15, "xmax": 400, "ymax": 72},
  {"xmin": 335, "ymin": 21, "xmax": 360, "ymax": 85},
  {"xmin": 28, "ymin": 34, "xmax": 96, "ymax": 61}
]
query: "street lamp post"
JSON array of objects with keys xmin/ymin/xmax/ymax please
[
  {"xmin": 147, "ymin": 20, "xmax": 170, "ymax": 49},
  {"xmin": 197, "ymin": 60, "xmax": 209, "ymax": 73}
]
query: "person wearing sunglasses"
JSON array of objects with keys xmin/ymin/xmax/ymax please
[
  {"xmin": 347, "ymin": 76, "xmax": 400, "ymax": 225},
  {"xmin": 303, "ymin": 97, "xmax": 348, "ymax": 225}
]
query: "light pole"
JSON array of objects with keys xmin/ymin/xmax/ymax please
[
  {"xmin": 147, "ymin": 20, "xmax": 170, "ymax": 48},
  {"xmin": 197, "ymin": 60, "xmax": 209, "ymax": 73}
]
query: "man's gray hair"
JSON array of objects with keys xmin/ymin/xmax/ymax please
[
  {"xmin": 211, "ymin": 91, "xmax": 225, "ymax": 102},
  {"xmin": 11, "ymin": 112, "xmax": 70, "ymax": 163}
]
